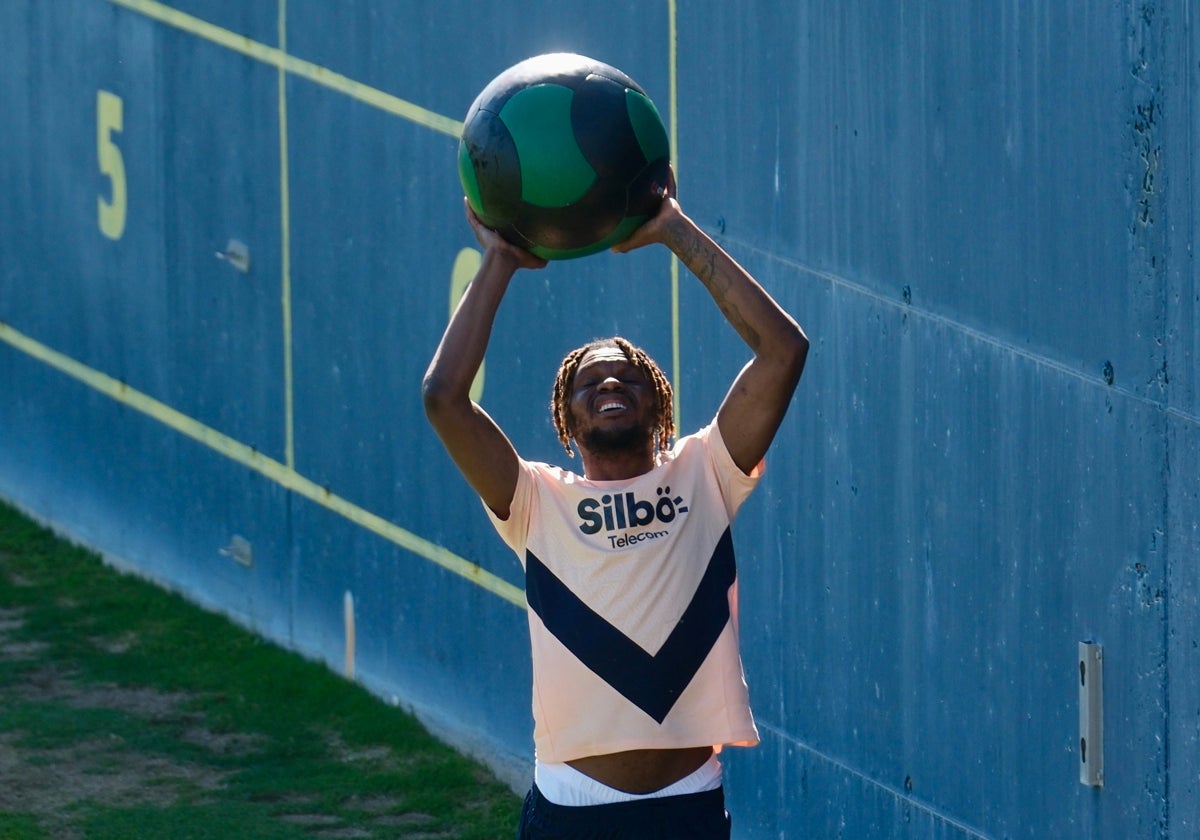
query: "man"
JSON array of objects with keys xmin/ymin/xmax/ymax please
[{"xmin": 423, "ymin": 172, "xmax": 807, "ymax": 838}]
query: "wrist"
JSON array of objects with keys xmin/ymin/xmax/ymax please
[
  {"xmin": 664, "ymin": 213, "xmax": 708, "ymax": 258},
  {"xmin": 481, "ymin": 243, "xmax": 524, "ymax": 273}
]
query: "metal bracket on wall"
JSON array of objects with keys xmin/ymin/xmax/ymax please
[
  {"xmin": 215, "ymin": 239, "xmax": 251, "ymax": 273},
  {"xmin": 1079, "ymin": 641, "xmax": 1104, "ymax": 787},
  {"xmin": 220, "ymin": 535, "xmax": 253, "ymax": 568}
]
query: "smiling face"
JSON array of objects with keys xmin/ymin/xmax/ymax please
[
  {"xmin": 568, "ymin": 346, "xmax": 657, "ymax": 457},
  {"xmin": 550, "ymin": 337, "xmax": 675, "ymax": 461}
]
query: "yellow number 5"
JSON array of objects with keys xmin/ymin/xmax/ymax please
[{"xmin": 97, "ymin": 90, "xmax": 126, "ymax": 240}]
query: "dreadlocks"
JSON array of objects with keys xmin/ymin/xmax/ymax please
[{"xmin": 551, "ymin": 337, "xmax": 675, "ymax": 459}]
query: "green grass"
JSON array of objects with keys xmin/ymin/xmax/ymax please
[{"xmin": 0, "ymin": 499, "xmax": 522, "ymax": 839}]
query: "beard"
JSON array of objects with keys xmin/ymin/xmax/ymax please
[{"xmin": 579, "ymin": 422, "xmax": 653, "ymax": 455}]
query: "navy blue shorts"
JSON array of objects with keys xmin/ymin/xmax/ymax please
[{"xmin": 516, "ymin": 783, "xmax": 732, "ymax": 839}]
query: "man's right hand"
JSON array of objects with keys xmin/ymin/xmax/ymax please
[{"xmin": 464, "ymin": 199, "xmax": 548, "ymax": 271}]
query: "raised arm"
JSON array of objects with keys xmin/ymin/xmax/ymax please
[
  {"xmin": 422, "ymin": 203, "xmax": 547, "ymax": 518},
  {"xmin": 615, "ymin": 177, "xmax": 808, "ymax": 474}
]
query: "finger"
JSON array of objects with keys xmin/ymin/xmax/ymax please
[{"xmin": 465, "ymin": 201, "xmax": 488, "ymax": 230}]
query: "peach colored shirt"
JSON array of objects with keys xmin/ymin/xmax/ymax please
[{"xmin": 486, "ymin": 423, "xmax": 762, "ymax": 763}]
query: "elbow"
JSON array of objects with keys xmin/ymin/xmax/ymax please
[
  {"xmin": 783, "ymin": 324, "xmax": 810, "ymax": 383},
  {"xmin": 792, "ymin": 326, "xmax": 810, "ymax": 363},
  {"xmin": 423, "ymin": 359, "xmax": 480, "ymax": 429},
  {"xmin": 421, "ymin": 372, "xmax": 452, "ymax": 422}
]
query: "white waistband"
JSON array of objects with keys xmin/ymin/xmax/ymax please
[{"xmin": 534, "ymin": 753, "xmax": 723, "ymax": 806}]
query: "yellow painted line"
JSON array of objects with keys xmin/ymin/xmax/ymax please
[
  {"xmin": 667, "ymin": 0, "xmax": 682, "ymax": 429},
  {"xmin": 106, "ymin": 0, "xmax": 463, "ymax": 137},
  {"xmin": 107, "ymin": 0, "xmax": 282, "ymax": 66},
  {"xmin": 92, "ymin": 1, "xmax": 516, "ymax": 604},
  {"xmin": 282, "ymin": 53, "xmax": 463, "ymax": 137},
  {"xmin": 278, "ymin": 0, "xmax": 295, "ymax": 470},
  {"xmin": 0, "ymin": 321, "xmax": 527, "ymax": 609}
]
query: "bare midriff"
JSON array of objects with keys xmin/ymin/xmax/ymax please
[{"xmin": 566, "ymin": 746, "xmax": 715, "ymax": 794}]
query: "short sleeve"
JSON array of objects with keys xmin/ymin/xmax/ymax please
[
  {"xmin": 694, "ymin": 422, "xmax": 763, "ymax": 517},
  {"xmin": 483, "ymin": 458, "xmax": 534, "ymax": 558}
]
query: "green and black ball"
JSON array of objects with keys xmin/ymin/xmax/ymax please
[{"xmin": 457, "ymin": 53, "xmax": 671, "ymax": 260}]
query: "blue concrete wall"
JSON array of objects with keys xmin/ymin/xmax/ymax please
[{"xmin": 1, "ymin": 1, "xmax": 1197, "ymax": 837}]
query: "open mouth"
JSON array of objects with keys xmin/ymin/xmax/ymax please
[{"xmin": 596, "ymin": 399, "xmax": 627, "ymax": 414}]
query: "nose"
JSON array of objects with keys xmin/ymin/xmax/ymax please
[{"xmin": 597, "ymin": 376, "xmax": 621, "ymax": 390}]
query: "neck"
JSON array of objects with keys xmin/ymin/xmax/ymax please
[{"xmin": 579, "ymin": 447, "xmax": 656, "ymax": 481}]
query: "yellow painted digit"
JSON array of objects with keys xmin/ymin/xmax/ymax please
[
  {"xmin": 97, "ymin": 90, "xmax": 126, "ymax": 240},
  {"xmin": 450, "ymin": 247, "xmax": 484, "ymax": 402}
]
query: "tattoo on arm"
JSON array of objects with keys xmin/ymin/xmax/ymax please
[{"xmin": 672, "ymin": 222, "xmax": 762, "ymax": 350}]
